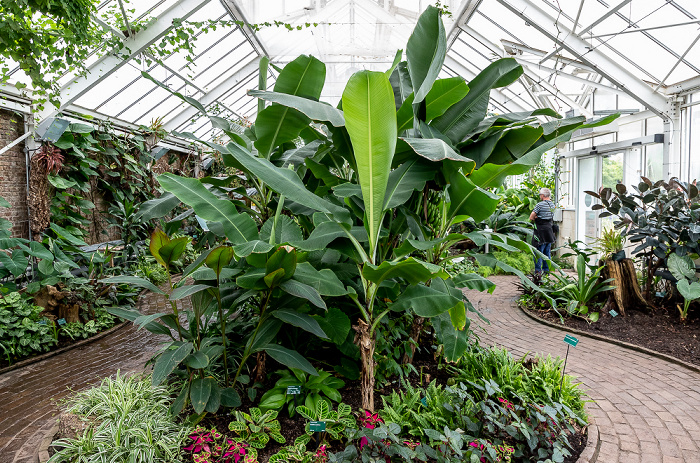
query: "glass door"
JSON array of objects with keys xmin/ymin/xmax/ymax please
[{"xmin": 577, "ymin": 156, "xmax": 599, "ymax": 246}]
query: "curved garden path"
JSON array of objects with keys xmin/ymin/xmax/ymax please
[
  {"xmin": 464, "ymin": 275, "xmax": 700, "ymax": 463},
  {"xmin": 0, "ymin": 291, "xmax": 179, "ymax": 463}
]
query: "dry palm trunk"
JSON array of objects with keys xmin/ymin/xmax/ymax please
[
  {"xmin": 28, "ymin": 157, "xmax": 50, "ymax": 238},
  {"xmin": 601, "ymin": 258, "xmax": 651, "ymax": 315},
  {"xmin": 355, "ymin": 319, "xmax": 375, "ymax": 411},
  {"xmin": 402, "ymin": 316, "xmax": 425, "ymax": 364},
  {"xmin": 253, "ymin": 352, "xmax": 267, "ymax": 385}
]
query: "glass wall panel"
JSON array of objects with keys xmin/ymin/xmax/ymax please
[
  {"xmin": 645, "ymin": 144, "xmax": 664, "ymax": 181},
  {"xmin": 577, "ymin": 156, "xmax": 598, "ymax": 245},
  {"xmin": 691, "ymin": 99, "xmax": 700, "ymax": 182}
]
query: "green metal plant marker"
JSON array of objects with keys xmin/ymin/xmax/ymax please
[
  {"xmin": 286, "ymin": 385, "xmax": 301, "ymax": 395},
  {"xmin": 563, "ymin": 334, "xmax": 579, "ymax": 347},
  {"xmin": 309, "ymin": 421, "xmax": 326, "ymax": 432}
]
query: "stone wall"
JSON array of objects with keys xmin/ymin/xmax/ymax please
[{"xmin": 0, "ymin": 109, "xmax": 29, "ymax": 238}]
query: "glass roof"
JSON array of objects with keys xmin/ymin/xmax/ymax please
[{"xmin": 1, "ymin": 0, "xmax": 698, "ymax": 141}]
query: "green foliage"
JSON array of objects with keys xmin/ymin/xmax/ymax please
[
  {"xmin": 379, "ymin": 381, "xmax": 455, "ymax": 437},
  {"xmin": 593, "ymin": 227, "xmax": 626, "ymax": 260},
  {"xmin": 228, "ymin": 407, "xmax": 285, "ymax": 449},
  {"xmin": 0, "ymin": 292, "xmax": 56, "ymax": 363},
  {"xmin": 449, "ymin": 346, "xmax": 587, "ymax": 421},
  {"xmin": 589, "ymin": 177, "xmax": 699, "ymax": 299},
  {"xmin": 268, "ymin": 435, "xmax": 315, "ymax": 463},
  {"xmin": 550, "ymin": 254, "xmax": 615, "ymax": 322},
  {"xmin": 59, "ymin": 307, "xmax": 116, "ymax": 341},
  {"xmin": 296, "ymin": 400, "xmax": 356, "ymax": 441},
  {"xmin": 668, "ymin": 253, "xmax": 700, "ymax": 322},
  {"xmin": 48, "ymin": 373, "xmax": 190, "ymax": 463},
  {"xmin": 259, "ymin": 368, "xmax": 345, "ymax": 417},
  {"xmin": 133, "ymin": 259, "xmax": 169, "ymax": 286},
  {"xmin": 478, "ymin": 250, "xmax": 534, "ymax": 277}
]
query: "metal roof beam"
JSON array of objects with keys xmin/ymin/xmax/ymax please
[
  {"xmin": 164, "ymin": 56, "xmax": 261, "ymax": 132},
  {"xmin": 220, "ymin": 0, "xmax": 269, "ymax": 57},
  {"xmin": 520, "ymin": 67, "xmax": 592, "ymax": 117},
  {"xmin": 496, "ymin": 0, "xmax": 670, "ymax": 119},
  {"xmin": 38, "ymin": 0, "xmax": 213, "ymax": 124},
  {"xmin": 514, "ymin": 59, "xmax": 627, "ymax": 96}
]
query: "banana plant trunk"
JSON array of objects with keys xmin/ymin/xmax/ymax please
[
  {"xmin": 254, "ymin": 352, "xmax": 267, "ymax": 385},
  {"xmin": 402, "ymin": 316, "xmax": 425, "ymax": 364},
  {"xmin": 355, "ymin": 319, "xmax": 375, "ymax": 411}
]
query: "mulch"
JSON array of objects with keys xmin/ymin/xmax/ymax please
[{"xmin": 529, "ymin": 305, "xmax": 700, "ymax": 367}]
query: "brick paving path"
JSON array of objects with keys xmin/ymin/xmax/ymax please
[
  {"xmin": 0, "ymin": 290, "xmax": 185, "ymax": 463},
  {"xmin": 464, "ymin": 275, "xmax": 700, "ymax": 463}
]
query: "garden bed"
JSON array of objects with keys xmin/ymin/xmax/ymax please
[{"xmin": 526, "ymin": 306, "xmax": 700, "ymax": 367}]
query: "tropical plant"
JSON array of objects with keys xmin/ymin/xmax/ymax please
[
  {"xmin": 550, "ymin": 254, "xmax": 615, "ymax": 322},
  {"xmin": 668, "ymin": 253, "xmax": 700, "ymax": 322},
  {"xmin": 587, "ymin": 177, "xmax": 700, "ymax": 300},
  {"xmin": 228, "ymin": 407, "xmax": 285, "ymax": 449},
  {"xmin": 268, "ymin": 435, "xmax": 315, "ymax": 463},
  {"xmin": 135, "ymin": 5, "xmax": 615, "ymax": 412},
  {"xmin": 593, "ymin": 227, "xmax": 626, "ymax": 260},
  {"xmin": 0, "ymin": 292, "xmax": 56, "ymax": 363},
  {"xmin": 182, "ymin": 426, "xmax": 258, "ymax": 463},
  {"xmin": 48, "ymin": 373, "xmax": 191, "ymax": 463},
  {"xmin": 258, "ymin": 368, "xmax": 345, "ymax": 417},
  {"xmin": 296, "ymin": 400, "xmax": 356, "ymax": 441}
]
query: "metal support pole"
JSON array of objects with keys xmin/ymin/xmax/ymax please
[{"xmin": 560, "ymin": 344, "xmax": 570, "ymax": 394}]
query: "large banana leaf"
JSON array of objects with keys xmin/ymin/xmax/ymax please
[
  {"xmin": 254, "ymin": 55, "xmax": 326, "ymax": 156},
  {"xmin": 469, "ymin": 115, "xmax": 619, "ymax": 189},
  {"xmin": 224, "ymin": 142, "xmax": 350, "ymax": 223},
  {"xmin": 158, "ymin": 174, "xmax": 258, "ymax": 245},
  {"xmin": 362, "ymin": 257, "xmax": 448, "ymax": 286},
  {"xmin": 248, "ymin": 90, "xmax": 345, "ymax": 127},
  {"xmin": 383, "ymin": 159, "xmax": 435, "ymax": 210},
  {"xmin": 389, "ymin": 61, "xmax": 412, "ymax": 110},
  {"xmin": 432, "ymin": 58, "xmax": 523, "ymax": 143},
  {"xmin": 406, "ymin": 5, "xmax": 446, "ymax": 105},
  {"xmin": 401, "ymin": 138, "xmax": 474, "ymax": 164},
  {"xmin": 425, "ymin": 77, "xmax": 469, "ymax": 122},
  {"xmin": 391, "ymin": 281, "xmax": 461, "ymax": 317},
  {"xmin": 342, "ymin": 70, "xmax": 397, "ymax": 259},
  {"xmin": 446, "ymin": 170, "xmax": 500, "ymax": 223}
]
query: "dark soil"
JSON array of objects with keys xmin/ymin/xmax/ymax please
[{"xmin": 529, "ymin": 305, "xmax": 700, "ymax": 366}]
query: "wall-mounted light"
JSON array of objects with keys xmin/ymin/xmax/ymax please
[{"xmin": 36, "ymin": 117, "xmax": 70, "ymax": 143}]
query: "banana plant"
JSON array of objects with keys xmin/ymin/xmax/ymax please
[{"xmin": 135, "ymin": 6, "xmax": 616, "ymax": 412}]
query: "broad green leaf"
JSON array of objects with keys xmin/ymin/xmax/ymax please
[
  {"xmin": 400, "ymin": 137, "xmax": 473, "ymax": 164},
  {"xmin": 266, "ymin": 247, "xmax": 297, "ymax": 281},
  {"xmin": 316, "ymin": 307, "xmax": 351, "ymax": 345},
  {"xmin": 290, "ymin": 221, "xmax": 367, "ymax": 251},
  {"xmin": 170, "ymin": 284, "xmax": 212, "ymax": 300},
  {"xmin": 152, "ymin": 342, "xmax": 194, "ymax": 385},
  {"xmin": 362, "ymin": 257, "xmax": 448, "ymax": 285},
  {"xmin": 133, "ymin": 312, "xmax": 169, "ymax": 330},
  {"xmin": 205, "ymin": 246, "xmax": 235, "ymax": 277},
  {"xmin": 182, "ymin": 248, "xmax": 213, "ymax": 280},
  {"xmin": 234, "ymin": 240, "xmax": 274, "ymax": 258},
  {"xmin": 50, "ymin": 223, "xmax": 87, "ymax": 246},
  {"xmin": 185, "ymin": 351, "xmax": 210, "ymax": 369},
  {"xmin": 260, "ymin": 216, "xmax": 303, "ymax": 244},
  {"xmin": 448, "ymin": 301, "xmax": 467, "ymax": 330},
  {"xmin": 384, "ymin": 159, "xmax": 436, "ymax": 210},
  {"xmin": 150, "ymin": 228, "xmax": 169, "ymax": 267},
  {"xmin": 391, "ymin": 282, "xmax": 461, "ymax": 317},
  {"xmin": 433, "ymin": 311, "xmax": 469, "ymax": 362},
  {"xmin": 220, "ymin": 388, "xmax": 242, "ymax": 408},
  {"xmin": 425, "ymin": 77, "xmax": 469, "ymax": 121},
  {"xmin": 248, "ymin": 318, "xmax": 283, "ymax": 353},
  {"xmin": 452, "ymin": 273, "xmax": 496, "ymax": 293},
  {"xmin": 48, "ymin": 175, "xmax": 77, "ymax": 190},
  {"xmin": 432, "ymin": 58, "xmax": 523, "ymax": 143},
  {"xmin": 263, "ymin": 344, "xmax": 319, "ymax": 376},
  {"xmin": 407, "ymin": 5, "xmax": 446, "ymax": 105},
  {"xmin": 390, "ymin": 61, "xmax": 413, "ymax": 110},
  {"xmin": 135, "ymin": 192, "xmax": 181, "ymax": 220},
  {"xmin": 677, "ymin": 279, "xmax": 700, "ymax": 301},
  {"xmin": 224, "ymin": 143, "xmax": 349, "ymax": 223},
  {"xmin": 0, "ymin": 250, "xmax": 28, "ymax": 278},
  {"xmin": 254, "ymin": 55, "xmax": 326, "ymax": 156},
  {"xmin": 0, "ymin": 195, "xmax": 10, "ymax": 208},
  {"xmin": 280, "ymin": 279, "xmax": 327, "ymax": 309},
  {"xmin": 272, "ymin": 308, "xmax": 329, "ymax": 339},
  {"xmin": 158, "ymin": 237, "xmax": 190, "ymax": 265},
  {"xmin": 668, "ymin": 253, "xmax": 696, "ymax": 281},
  {"xmin": 27, "ymin": 242, "xmax": 53, "ymax": 261},
  {"xmin": 190, "ymin": 377, "xmax": 214, "ymax": 414},
  {"xmin": 292, "ymin": 262, "xmax": 347, "ymax": 297},
  {"xmin": 248, "ymin": 90, "xmax": 345, "ymax": 127},
  {"xmin": 101, "ymin": 275, "xmax": 167, "ymax": 295},
  {"xmin": 158, "ymin": 173, "xmax": 258, "ymax": 245},
  {"xmin": 342, "ymin": 70, "xmax": 397, "ymax": 257},
  {"xmin": 446, "ymin": 170, "xmax": 499, "ymax": 223}
]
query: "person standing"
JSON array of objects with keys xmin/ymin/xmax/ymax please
[{"xmin": 529, "ymin": 188, "xmax": 556, "ymax": 273}]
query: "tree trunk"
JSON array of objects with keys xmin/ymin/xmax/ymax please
[
  {"xmin": 58, "ymin": 302, "xmax": 81, "ymax": 324},
  {"xmin": 402, "ymin": 316, "xmax": 425, "ymax": 365},
  {"xmin": 253, "ymin": 352, "xmax": 266, "ymax": 384},
  {"xmin": 601, "ymin": 258, "xmax": 650, "ymax": 315},
  {"xmin": 354, "ymin": 319, "xmax": 375, "ymax": 412}
]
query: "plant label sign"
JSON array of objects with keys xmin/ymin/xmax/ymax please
[
  {"xmin": 38, "ymin": 319, "xmax": 47, "ymax": 325},
  {"xmin": 287, "ymin": 386, "xmax": 301, "ymax": 395},
  {"xmin": 609, "ymin": 309, "xmax": 619, "ymax": 318},
  {"xmin": 563, "ymin": 335, "xmax": 578, "ymax": 347},
  {"xmin": 421, "ymin": 397, "xmax": 427, "ymax": 406},
  {"xmin": 309, "ymin": 421, "xmax": 326, "ymax": 432},
  {"xmin": 57, "ymin": 318, "xmax": 67, "ymax": 326}
]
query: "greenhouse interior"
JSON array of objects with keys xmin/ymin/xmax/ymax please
[{"xmin": 0, "ymin": 0, "xmax": 699, "ymax": 462}]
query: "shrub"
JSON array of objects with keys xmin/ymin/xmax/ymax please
[
  {"xmin": 0, "ymin": 292, "xmax": 56, "ymax": 363},
  {"xmin": 478, "ymin": 250, "xmax": 534, "ymax": 276}
]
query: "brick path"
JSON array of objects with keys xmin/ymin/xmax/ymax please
[
  {"xmin": 464, "ymin": 275, "xmax": 700, "ymax": 463},
  {"xmin": 0, "ymin": 290, "xmax": 184, "ymax": 463}
]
